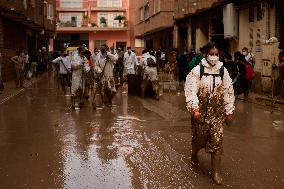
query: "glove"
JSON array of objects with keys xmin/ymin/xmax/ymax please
[
  {"xmin": 192, "ymin": 109, "xmax": 201, "ymax": 122},
  {"xmin": 225, "ymin": 114, "xmax": 234, "ymax": 126}
]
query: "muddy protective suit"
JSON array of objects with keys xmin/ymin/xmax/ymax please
[
  {"xmin": 185, "ymin": 58, "xmax": 235, "ymax": 154},
  {"xmin": 141, "ymin": 52, "xmax": 159, "ymax": 99},
  {"xmin": 95, "ymin": 52, "xmax": 118, "ymax": 103},
  {"xmin": 70, "ymin": 53, "xmax": 88, "ymax": 98}
]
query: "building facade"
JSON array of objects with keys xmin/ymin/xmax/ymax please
[
  {"xmin": 55, "ymin": 0, "xmax": 132, "ymax": 52},
  {"xmin": 133, "ymin": 0, "xmax": 175, "ymax": 53},
  {"xmin": 174, "ymin": 0, "xmax": 282, "ymax": 93},
  {"xmin": 0, "ymin": 0, "xmax": 56, "ymax": 81}
]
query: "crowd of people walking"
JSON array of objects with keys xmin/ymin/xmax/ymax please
[{"xmin": 52, "ymin": 44, "xmax": 162, "ymax": 109}]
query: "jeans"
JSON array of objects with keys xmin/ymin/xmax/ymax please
[{"xmin": 15, "ymin": 67, "xmax": 24, "ymax": 87}]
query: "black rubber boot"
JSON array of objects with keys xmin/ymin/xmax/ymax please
[{"xmin": 211, "ymin": 153, "xmax": 223, "ymax": 185}]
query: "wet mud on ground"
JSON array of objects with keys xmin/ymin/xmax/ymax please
[{"xmin": 0, "ymin": 74, "xmax": 284, "ymax": 188}]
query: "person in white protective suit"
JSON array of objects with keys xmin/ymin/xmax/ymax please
[
  {"xmin": 141, "ymin": 49, "xmax": 159, "ymax": 100},
  {"xmin": 70, "ymin": 48, "xmax": 89, "ymax": 108},
  {"xmin": 93, "ymin": 44, "xmax": 118, "ymax": 107},
  {"xmin": 184, "ymin": 42, "xmax": 235, "ymax": 185},
  {"xmin": 123, "ymin": 47, "xmax": 138, "ymax": 95}
]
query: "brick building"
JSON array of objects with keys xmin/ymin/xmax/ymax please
[
  {"xmin": 0, "ymin": 0, "xmax": 56, "ymax": 81},
  {"xmin": 174, "ymin": 0, "xmax": 283, "ymax": 93},
  {"xmin": 54, "ymin": 0, "xmax": 133, "ymax": 52},
  {"xmin": 133, "ymin": 0, "xmax": 175, "ymax": 53}
]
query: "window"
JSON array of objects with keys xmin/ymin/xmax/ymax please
[
  {"xmin": 44, "ymin": 3, "xmax": 47, "ymax": 17},
  {"xmin": 98, "ymin": 0, "xmax": 122, "ymax": 8},
  {"xmin": 154, "ymin": 0, "xmax": 160, "ymax": 13},
  {"xmin": 95, "ymin": 40, "xmax": 107, "ymax": 49},
  {"xmin": 249, "ymin": 7, "xmax": 254, "ymax": 22},
  {"xmin": 23, "ymin": 0, "xmax": 27, "ymax": 9},
  {"xmin": 98, "ymin": 0, "xmax": 108, "ymax": 7},
  {"xmin": 112, "ymin": 0, "xmax": 122, "ymax": 7},
  {"xmin": 139, "ymin": 7, "xmax": 144, "ymax": 21},
  {"xmin": 135, "ymin": 39, "xmax": 144, "ymax": 48},
  {"xmin": 144, "ymin": 3, "xmax": 150, "ymax": 19},
  {"xmin": 257, "ymin": 2, "xmax": 263, "ymax": 21},
  {"xmin": 98, "ymin": 12, "xmax": 124, "ymax": 27},
  {"xmin": 47, "ymin": 4, "xmax": 54, "ymax": 20},
  {"xmin": 61, "ymin": 0, "xmax": 83, "ymax": 8},
  {"xmin": 71, "ymin": 17, "xmax": 77, "ymax": 27},
  {"xmin": 60, "ymin": 13, "xmax": 83, "ymax": 27}
]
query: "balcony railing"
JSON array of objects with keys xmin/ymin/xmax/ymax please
[
  {"xmin": 174, "ymin": 0, "xmax": 221, "ymax": 20},
  {"xmin": 57, "ymin": 20, "xmax": 128, "ymax": 32}
]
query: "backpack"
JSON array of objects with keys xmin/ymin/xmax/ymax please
[
  {"xmin": 147, "ymin": 57, "xmax": 156, "ymax": 67},
  {"xmin": 188, "ymin": 55, "xmax": 203, "ymax": 72},
  {"xmin": 200, "ymin": 64, "xmax": 224, "ymax": 91},
  {"xmin": 240, "ymin": 61, "xmax": 254, "ymax": 80},
  {"xmin": 279, "ymin": 49, "xmax": 284, "ymax": 62}
]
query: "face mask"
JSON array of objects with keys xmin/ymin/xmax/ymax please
[{"xmin": 207, "ymin": 55, "xmax": 219, "ymax": 66}]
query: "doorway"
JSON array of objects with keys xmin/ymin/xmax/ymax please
[{"xmin": 116, "ymin": 42, "xmax": 127, "ymax": 51}]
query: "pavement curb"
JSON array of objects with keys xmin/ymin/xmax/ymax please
[{"xmin": 0, "ymin": 74, "xmax": 45, "ymax": 105}]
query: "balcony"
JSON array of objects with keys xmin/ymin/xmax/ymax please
[
  {"xmin": 57, "ymin": 7, "xmax": 87, "ymax": 12},
  {"xmin": 57, "ymin": 21, "xmax": 128, "ymax": 32},
  {"xmin": 134, "ymin": 11, "xmax": 174, "ymax": 37},
  {"xmin": 91, "ymin": 7, "xmax": 127, "ymax": 12},
  {"xmin": 174, "ymin": 0, "xmax": 223, "ymax": 20}
]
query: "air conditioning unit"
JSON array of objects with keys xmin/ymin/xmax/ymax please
[{"xmin": 223, "ymin": 3, "xmax": 238, "ymax": 39}]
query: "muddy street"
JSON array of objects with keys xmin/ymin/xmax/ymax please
[{"xmin": 0, "ymin": 74, "xmax": 284, "ymax": 189}]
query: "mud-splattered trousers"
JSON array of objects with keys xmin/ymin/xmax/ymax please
[
  {"xmin": 141, "ymin": 66, "xmax": 159, "ymax": 98},
  {"xmin": 185, "ymin": 59, "xmax": 235, "ymax": 154},
  {"xmin": 71, "ymin": 67, "xmax": 83, "ymax": 97},
  {"xmin": 95, "ymin": 52, "xmax": 118, "ymax": 103}
]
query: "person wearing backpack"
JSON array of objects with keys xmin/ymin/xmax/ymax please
[
  {"xmin": 184, "ymin": 42, "xmax": 235, "ymax": 185},
  {"xmin": 141, "ymin": 49, "xmax": 159, "ymax": 100},
  {"xmin": 242, "ymin": 47, "xmax": 255, "ymax": 68},
  {"xmin": 188, "ymin": 46, "xmax": 205, "ymax": 73},
  {"xmin": 234, "ymin": 51, "xmax": 254, "ymax": 97}
]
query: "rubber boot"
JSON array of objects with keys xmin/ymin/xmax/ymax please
[
  {"xmin": 211, "ymin": 153, "xmax": 223, "ymax": 185},
  {"xmin": 191, "ymin": 143, "xmax": 199, "ymax": 165},
  {"xmin": 141, "ymin": 80, "xmax": 146, "ymax": 98},
  {"xmin": 153, "ymin": 82, "xmax": 160, "ymax": 100}
]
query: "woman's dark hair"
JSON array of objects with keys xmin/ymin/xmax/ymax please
[
  {"xmin": 204, "ymin": 42, "xmax": 219, "ymax": 55},
  {"xmin": 242, "ymin": 47, "xmax": 249, "ymax": 51},
  {"xmin": 234, "ymin": 51, "xmax": 246, "ymax": 62},
  {"xmin": 142, "ymin": 49, "xmax": 148, "ymax": 54},
  {"xmin": 149, "ymin": 50, "xmax": 155, "ymax": 56}
]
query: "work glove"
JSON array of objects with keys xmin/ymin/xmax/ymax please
[{"xmin": 192, "ymin": 109, "xmax": 201, "ymax": 122}]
